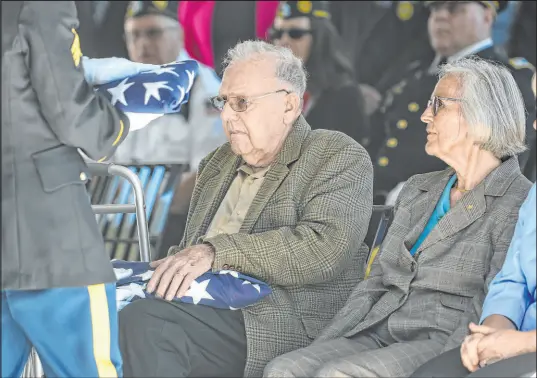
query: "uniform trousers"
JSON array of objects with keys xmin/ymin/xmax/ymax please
[
  {"xmin": 118, "ymin": 298, "xmax": 247, "ymax": 377},
  {"xmin": 2, "ymin": 283, "xmax": 121, "ymax": 377}
]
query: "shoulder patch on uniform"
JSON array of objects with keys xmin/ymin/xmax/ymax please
[
  {"xmin": 509, "ymin": 57, "xmax": 535, "ymax": 71},
  {"xmin": 70, "ymin": 28, "xmax": 82, "ymax": 68}
]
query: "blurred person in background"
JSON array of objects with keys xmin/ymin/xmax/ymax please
[
  {"xmin": 369, "ymin": 0, "xmax": 535, "ymax": 204},
  {"xmin": 2, "ymin": 1, "xmax": 130, "ymax": 376},
  {"xmin": 119, "ymin": 1, "xmax": 227, "ymax": 260},
  {"xmin": 330, "ymin": 1, "xmax": 434, "ymax": 107},
  {"xmin": 179, "ymin": 1, "xmax": 279, "ymax": 78},
  {"xmin": 270, "ymin": 1, "xmax": 369, "ymax": 146}
]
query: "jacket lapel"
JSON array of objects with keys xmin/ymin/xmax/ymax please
[
  {"xmin": 240, "ymin": 116, "xmax": 310, "ymax": 233},
  {"xmin": 414, "ymin": 156, "xmax": 522, "ymax": 256}
]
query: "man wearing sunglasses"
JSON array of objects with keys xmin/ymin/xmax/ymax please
[
  {"xmin": 370, "ymin": 0, "xmax": 535, "ymax": 205},
  {"xmin": 118, "ymin": 40, "xmax": 374, "ymax": 377}
]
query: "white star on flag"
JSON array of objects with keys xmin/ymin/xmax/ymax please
[
  {"xmin": 143, "ymin": 81, "xmax": 173, "ymax": 105},
  {"xmin": 219, "ymin": 270, "xmax": 239, "ymax": 278},
  {"xmin": 242, "ymin": 280, "xmax": 261, "ymax": 293},
  {"xmin": 107, "ymin": 78, "xmax": 134, "ymax": 106},
  {"xmin": 142, "ymin": 66, "xmax": 180, "ymax": 77},
  {"xmin": 184, "ymin": 279, "xmax": 214, "ymax": 305},
  {"xmin": 177, "ymin": 85, "xmax": 186, "ymax": 104},
  {"xmin": 185, "ymin": 70, "xmax": 195, "ymax": 93}
]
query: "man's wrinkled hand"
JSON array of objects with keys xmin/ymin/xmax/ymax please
[
  {"xmin": 146, "ymin": 244, "xmax": 215, "ymax": 301},
  {"xmin": 471, "ymin": 323, "xmax": 531, "ymax": 367},
  {"xmin": 461, "ymin": 323, "xmax": 487, "ymax": 372}
]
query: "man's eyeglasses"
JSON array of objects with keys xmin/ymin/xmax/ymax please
[
  {"xmin": 268, "ymin": 28, "xmax": 312, "ymax": 40},
  {"xmin": 210, "ymin": 90, "xmax": 291, "ymax": 113},
  {"xmin": 124, "ymin": 26, "xmax": 177, "ymax": 43},
  {"xmin": 427, "ymin": 95, "xmax": 464, "ymax": 116}
]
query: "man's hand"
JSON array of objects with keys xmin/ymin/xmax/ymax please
[
  {"xmin": 146, "ymin": 244, "xmax": 215, "ymax": 301},
  {"xmin": 470, "ymin": 323, "xmax": 534, "ymax": 367},
  {"xmin": 461, "ymin": 323, "xmax": 487, "ymax": 372}
]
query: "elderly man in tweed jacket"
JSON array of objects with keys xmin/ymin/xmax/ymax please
[{"xmin": 118, "ymin": 40, "xmax": 374, "ymax": 377}]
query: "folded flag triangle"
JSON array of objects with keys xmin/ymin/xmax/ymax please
[
  {"xmin": 112, "ymin": 260, "xmax": 272, "ymax": 311},
  {"xmin": 94, "ymin": 60, "xmax": 199, "ymax": 131}
]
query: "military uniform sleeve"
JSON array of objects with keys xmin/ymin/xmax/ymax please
[{"xmin": 19, "ymin": 1, "xmax": 129, "ymax": 161}]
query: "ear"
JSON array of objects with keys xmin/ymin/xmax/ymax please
[
  {"xmin": 483, "ymin": 8, "xmax": 495, "ymax": 28},
  {"xmin": 283, "ymin": 92, "xmax": 301, "ymax": 124}
]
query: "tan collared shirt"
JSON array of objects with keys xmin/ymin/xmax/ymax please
[{"xmin": 205, "ymin": 162, "xmax": 271, "ymax": 239}]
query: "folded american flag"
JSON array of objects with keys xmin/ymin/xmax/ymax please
[
  {"xmin": 112, "ymin": 260, "xmax": 272, "ymax": 311},
  {"xmin": 94, "ymin": 60, "xmax": 199, "ymax": 131}
]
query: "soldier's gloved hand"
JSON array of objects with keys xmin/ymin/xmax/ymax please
[{"xmin": 82, "ymin": 56, "xmax": 159, "ymax": 86}]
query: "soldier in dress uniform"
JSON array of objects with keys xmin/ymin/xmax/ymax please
[
  {"xmin": 2, "ymin": 1, "xmax": 129, "ymax": 376},
  {"xmin": 370, "ymin": 0, "xmax": 535, "ymax": 204}
]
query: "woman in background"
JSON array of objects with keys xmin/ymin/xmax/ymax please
[{"xmin": 270, "ymin": 0, "xmax": 370, "ymax": 146}]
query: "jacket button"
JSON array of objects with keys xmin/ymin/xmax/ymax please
[
  {"xmin": 80, "ymin": 172, "xmax": 87, "ymax": 181},
  {"xmin": 386, "ymin": 138, "xmax": 398, "ymax": 148},
  {"xmin": 396, "ymin": 119, "xmax": 408, "ymax": 129},
  {"xmin": 378, "ymin": 156, "xmax": 389, "ymax": 167},
  {"xmin": 408, "ymin": 102, "xmax": 420, "ymax": 112},
  {"xmin": 222, "ymin": 264, "xmax": 229, "ymax": 270}
]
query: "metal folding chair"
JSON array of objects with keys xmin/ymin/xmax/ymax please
[{"xmin": 22, "ymin": 162, "xmax": 151, "ymax": 378}]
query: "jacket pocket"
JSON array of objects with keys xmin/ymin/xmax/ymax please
[
  {"xmin": 300, "ymin": 314, "xmax": 332, "ymax": 340},
  {"xmin": 440, "ymin": 293, "xmax": 471, "ymax": 311},
  {"xmin": 32, "ymin": 146, "xmax": 90, "ymax": 193}
]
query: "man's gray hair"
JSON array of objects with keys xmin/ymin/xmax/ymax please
[
  {"xmin": 222, "ymin": 40, "xmax": 307, "ymax": 98},
  {"xmin": 438, "ymin": 57, "xmax": 527, "ymax": 158}
]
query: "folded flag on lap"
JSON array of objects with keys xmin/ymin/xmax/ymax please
[{"xmin": 112, "ymin": 260, "xmax": 272, "ymax": 311}]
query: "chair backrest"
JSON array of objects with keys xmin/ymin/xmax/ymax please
[
  {"xmin": 87, "ymin": 164, "xmax": 188, "ymax": 261},
  {"xmin": 364, "ymin": 205, "xmax": 394, "ymax": 278}
]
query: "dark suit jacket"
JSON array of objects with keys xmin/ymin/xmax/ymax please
[
  {"xmin": 317, "ymin": 157, "xmax": 531, "ymax": 354},
  {"xmin": 1, "ymin": 1, "xmax": 129, "ymax": 290},
  {"xmin": 306, "ymin": 83, "xmax": 370, "ymax": 146},
  {"xmin": 175, "ymin": 116, "xmax": 374, "ymax": 376}
]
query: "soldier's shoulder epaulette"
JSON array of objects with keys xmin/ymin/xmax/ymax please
[{"xmin": 508, "ymin": 57, "xmax": 535, "ymax": 71}]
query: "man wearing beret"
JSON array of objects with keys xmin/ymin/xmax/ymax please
[
  {"xmin": 368, "ymin": 0, "xmax": 536, "ymax": 204},
  {"xmin": 2, "ymin": 1, "xmax": 130, "ymax": 377}
]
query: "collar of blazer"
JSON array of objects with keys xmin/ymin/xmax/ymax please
[
  {"xmin": 416, "ymin": 156, "xmax": 522, "ymax": 197},
  {"xmin": 408, "ymin": 156, "xmax": 524, "ymax": 256}
]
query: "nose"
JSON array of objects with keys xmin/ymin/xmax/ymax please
[
  {"xmin": 220, "ymin": 101, "xmax": 238, "ymax": 124},
  {"xmin": 421, "ymin": 105, "xmax": 434, "ymax": 124}
]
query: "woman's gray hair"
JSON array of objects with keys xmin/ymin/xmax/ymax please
[
  {"xmin": 222, "ymin": 40, "xmax": 308, "ymax": 98},
  {"xmin": 438, "ymin": 57, "xmax": 527, "ymax": 158}
]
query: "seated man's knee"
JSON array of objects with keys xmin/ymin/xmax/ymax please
[
  {"xmin": 263, "ymin": 356, "xmax": 295, "ymax": 377},
  {"xmin": 315, "ymin": 361, "xmax": 376, "ymax": 378}
]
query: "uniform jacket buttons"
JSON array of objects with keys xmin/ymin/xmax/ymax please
[{"xmin": 378, "ymin": 157, "xmax": 389, "ymax": 167}]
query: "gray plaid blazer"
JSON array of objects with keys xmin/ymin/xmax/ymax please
[
  {"xmin": 174, "ymin": 116, "xmax": 374, "ymax": 376},
  {"xmin": 316, "ymin": 156, "xmax": 531, "ymax": 351}
]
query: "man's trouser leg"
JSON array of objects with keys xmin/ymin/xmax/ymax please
[{"xmin": 2, "ymin": 283, "xmax": 121, "ymax": 377}]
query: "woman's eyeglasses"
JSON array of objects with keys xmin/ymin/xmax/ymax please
[
  {"xmin": 268, "ymin": 28, "xmax": 312, "ymax": 40},
  {"xmin": 209, "ymin": 89, "xmax": 291, "ymax": 113},
  {"xmin": 427, "ymin": 95, "xmax": 464, "ymax": 116}
]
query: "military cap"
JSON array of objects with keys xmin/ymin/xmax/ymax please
[
  {"xmin": 424, "ymin": 1, "xmax": 508, "ymax": 14},
  {"xmin": 277, "ymin": 0, "xmax": 331, "ymax": 20},
  {"xmin": 125, "ymin": 1, "xmax": 179, "ymax": 21}
]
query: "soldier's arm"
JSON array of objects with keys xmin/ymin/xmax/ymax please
[{"xmin": 19, "ymin": 1, "xmax": 129, "ymax": 161}]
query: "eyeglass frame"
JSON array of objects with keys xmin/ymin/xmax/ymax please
[
  {"xmin": 209, "ymin": 89, "xmax": 291, "ymax": 113},
  {"xmin": 427, "ymin": 95, "xmax": 464, "ymax": 116},
  {"xmin": 268, "ymin": 27, "xmax": 313, "ymax": 41}
]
